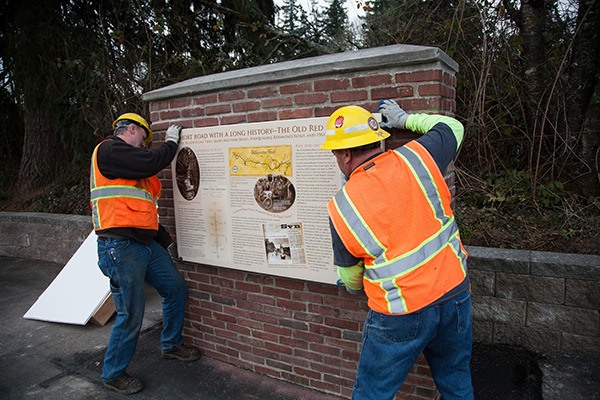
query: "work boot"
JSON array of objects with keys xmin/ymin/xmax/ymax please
[
  {"xmin": 161, "ymin": 345, "xmax": 201, "ymax": 361},
  {"xmin": 102, "ymin": 372, "xmax": 143, "ymax": 395}
]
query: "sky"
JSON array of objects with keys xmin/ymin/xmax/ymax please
[{"xmin": 274, "ymin": 0, "xmax": 365, "ymax": 24}]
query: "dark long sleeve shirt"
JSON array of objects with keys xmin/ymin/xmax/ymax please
[
  {"xmin": 94, "ymin": 135, "xmax": 178, "ymax": 243},
  {"xmin": 330, "ymin": 114, "xmax": 470, "ymax": 307}
]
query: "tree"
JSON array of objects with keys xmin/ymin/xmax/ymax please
[
  {"xmin": 500, "ymin": 0, "xmax": 600, "ymax": 197},
  {"xmin": 278, "ymin": 0, "xmax": 309, "ymax": 35},
  {"xmin": 1, "ymin": 1, "xmax": 70, "ymax": 190},
  {"xmin": 0, "ymin": 0, "xmax": 283, "ymax": 195},
  {"xmin": 362, "ymin": 0, "xmax": 600, "ymax": 198},
  {"xmin": 564, "ymin": 0, "xmax": 600, "ymax": 197},
  {"xmin": 0, "ymin": 87, "xmax": 23, "ymax": 191},
  {"xmin": 275, "ymin": 0, "xmax": 320, "ymax": 59},
  {"xmin": 322, "ymin": 0, "xmax": 352, "ymax": 51},
  {"xmin": 0, "ymin": 0, "xmax": 357, "ymax": 211}
]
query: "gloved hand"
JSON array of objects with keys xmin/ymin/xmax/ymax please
[
  {"xmin": 167, "ymin": 242, "xmax": 183, "ymax": 262},
  {"xmin": 165, "ymin": 125, "xmax": 182, "ymax": 144},
  {"xmin": 378, "ymin": 99, "xmax": 408, "ymax": 129},
  {"xmin": 336, "ymin": 261, "xmax": 364, "ymax": 295},
  {"xmin": 336, "ymin": 279, "xmax": 362, "ymax": 295}
]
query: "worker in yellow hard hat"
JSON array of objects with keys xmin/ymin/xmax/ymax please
[
  {"xmin": 321, "ymin": 100, "xmax": 473, "ymax": 400},
  {"xmin": 320, "ymin": 105, "xmax": 390, "ymax": 150},
  {"xmin": 90, "ymin": 113, "xmax": 200, "ymax": 395},
  {"xmin": 111, "ymin": 113, "xmax": 154, "ymax": 147},
  {"xmin": 320, "ymin": 105, "xmax": 390, "ymax": 182}
]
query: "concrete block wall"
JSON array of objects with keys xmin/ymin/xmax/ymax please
[
  {"xmin": 469, "ymin": 246, "xmax": 600, "ymax": 356},
  {"xmin": 0, "ymin": 212, "xmax": 91, "ymax": 264},
  {"xmin": 143, "ymin": 44, "xmax": 458, "ymax": 399}
]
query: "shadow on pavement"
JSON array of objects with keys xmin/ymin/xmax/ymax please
[{"xmin": 472, "ymin": 342, "xmax": 543, "ymax": 400}]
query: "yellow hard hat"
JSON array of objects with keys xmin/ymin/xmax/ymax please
[
  {"xmin": 112, "ymin": 113, "xmax": 153, "ymax": 145},
  {"xmin": 320, "ymin": 106, "xmax": 390, "ymax": 150}
]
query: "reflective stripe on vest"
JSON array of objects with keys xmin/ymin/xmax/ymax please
[
  {"xmin": 331, "ymin": 189, "xmax": 383, "ymax": 260},
  {"xmin": 377, "ymin": 228, "xmax": 466, "ymax": 314},
  {"xmin": 90, "ymin": 145, "xmax": 101, "ymax": 228},
  {"xmin": 90, "ymin": 142, "xmax": 159, "ymax": 230},
  {"xmin": 330, "ymin": 142, "xmax": 467, "ymax": 314},
  {"xmin": 90, "ymin": 186, "xmax": 154, "ymax": 202},
  {"xmin": 396, "ymin": 145, "xmax": 450, "ymax": 226}
]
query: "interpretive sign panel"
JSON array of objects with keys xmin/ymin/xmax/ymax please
[{"xmin": 171, "ymin": 117, "xmax": 342, "ymax": 284}]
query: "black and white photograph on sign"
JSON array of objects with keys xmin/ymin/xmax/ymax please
[
  {"xmin": 262, "ymin": 222, "xmax": 307, "ymax": 266},
  {"xmin": 253, "ymin": 174, "xmax": 296, "ymax": 212},
  {"xmin": 264, "ymin": 236, "xmax": 292, "ymax": 264},
  {"xmin": 175, "ymin": 146, "xmax": 200, "ymax": 200}
]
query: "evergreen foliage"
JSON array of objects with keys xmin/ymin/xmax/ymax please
[
  {"xmin": 0, "ymin": 0, "xmax": 597, "ymax": 253},
  {"xmin": 362, "ymin": 0, "xmax": 599, "ymax": 200}
]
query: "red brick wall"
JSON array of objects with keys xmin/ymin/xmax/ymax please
[{"xmin": 148, "ymin": 62, "xmax": 455, "ymax": 399}]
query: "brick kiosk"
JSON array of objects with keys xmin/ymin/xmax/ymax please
[{"xmin": 143, "ymin": 44, "xmax": 458, "ymax": 400}]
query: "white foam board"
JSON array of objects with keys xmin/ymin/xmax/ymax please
[{"xmin": 23, "ymin": 231, "xmax": 110, "ymax": 325}]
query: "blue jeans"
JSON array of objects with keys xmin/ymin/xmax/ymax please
[
  {"xmin": 352, "ymin": 290, "xmax": 474, "ymax": 400},
  {"xmin": 97, "ymin": 238, "xmax": 189, "ymax": 382}
]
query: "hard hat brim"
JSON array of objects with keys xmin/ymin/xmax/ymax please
[
  {"xmin": 320, "ymin": 129, "xmax": 390, "ymax": 150},
  {"xmin": 112, "ymin": 113, "xmax": 153, "ymax": 144}
]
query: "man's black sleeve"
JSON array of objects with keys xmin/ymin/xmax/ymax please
[
  {"xmin": 97, "ymin": 137, "xmax": 178, "ymax": 180},
  {"xmin": 415, "ymin": 122, "xmax": 458, "ymax": 173}
]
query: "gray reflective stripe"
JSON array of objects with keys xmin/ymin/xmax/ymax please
[
  {"xmin": 90, "ymin": 146, "xmax": 99, "ymax": 190},
  {"xmin": 90, "ymin": 168, "xmax": 95, "ymax": 189},
  {"xmin": 394, "ymin": 146, "xmax": 449, "ymax": 226},
  {"xmin": 365, "ymin": 220, "xmax": 459, "ymax": 281},
  {"xmin": 90, "ymin": 186, "xmax": 153, "ymax": 202},
  {"xmin": 344, "ymin": 123, "xmax": 369, "ymax": 134},
  {"xmin": 448, "ymin": 234, "xmax": 468, "ymax": 273},
  {"xmin": 90, "ymin": 149, "xmax": 100, "ymax": 228},
  {"xmin": 334, "ymin": 146, "xmax": 451, "ymax": 266},
  {"xmin": 333, "ymin": 188, "xmax": 384, "ymax": 259},
  {"xmin": 91, "ymin": 204, "xmax": 100, "ymax": 228},
  {"xmin": 381, "ymin": 280, "xmax": 407, "ymax": 314}
]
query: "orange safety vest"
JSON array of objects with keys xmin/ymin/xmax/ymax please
[
  {"xmin": 90, "ymin": 141, "xmax": 162, "ymax": 231},
  {"xmin": 328, "ymin": 141, "xmax": 468, "ymax": 315}
]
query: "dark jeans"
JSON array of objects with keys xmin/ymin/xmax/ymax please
[
  {"xmin": 352, "ymin": 290, "xmax": 474, "ymax": 400},
  {"xmin": 97, "ymin": 238, "xmax": 188, "ymax": 381}
]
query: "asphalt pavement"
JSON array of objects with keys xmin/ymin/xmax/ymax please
[{"xmin": 1, "ymin": 256, "xmax": 598, "ymax": 400}]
